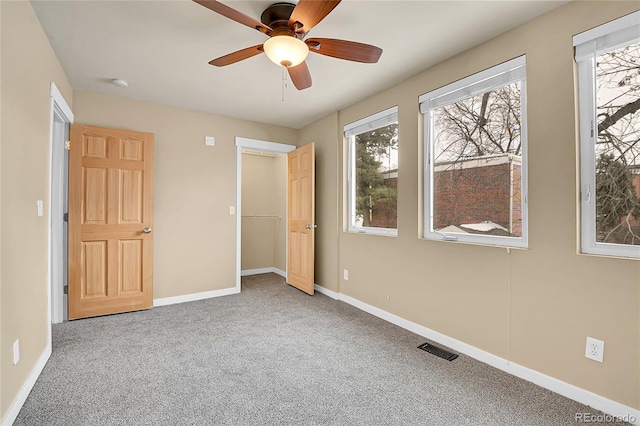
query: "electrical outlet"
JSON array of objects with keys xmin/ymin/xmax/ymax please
[
  {"xmin": 343, "ymin": 269, "xmax": 349, "ymax": 281},
  {"xmin": 585, "ymin": 337, "xmax": 604, "ymax": 362},
  {"xmin": 13, "ymin": 340, "xmax": 20, "ymax": 365}
]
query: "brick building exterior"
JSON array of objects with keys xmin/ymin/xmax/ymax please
[{"xmin": 433, "ymin": 154, "xmax": 522, "ymax": 237}]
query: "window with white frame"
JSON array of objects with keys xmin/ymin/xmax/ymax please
[
  {"xmin": 420, "ymin": 56, "xmax": 528, "ymax": 247},
  {"xmin": 575, "ymin": 11, "xmax": 640, "ymax": 259},
  {"xmin": 345, "ymin": 106, "xmax": 398, "ymax": 235}
]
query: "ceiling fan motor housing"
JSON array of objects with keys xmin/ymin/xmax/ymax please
[{"xmin": 261, "ymin": 2, "xmax": 300, "ymax": 37}]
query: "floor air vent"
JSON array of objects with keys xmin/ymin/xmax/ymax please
[{"xmin": 417, "ymin": 342, "xmax": 458, "ymax": 361}]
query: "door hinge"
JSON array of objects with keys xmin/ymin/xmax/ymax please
[
  {"xmin": 63, "ymin": 285, "xmax": 68, "ymax": 295},
  {"xmin": 63, "ymin": 212, "xmax": 68, "ymax": 222},
  {"xmin": 65, "ymin": 140, "xmax": 71, "ymax": 151}
]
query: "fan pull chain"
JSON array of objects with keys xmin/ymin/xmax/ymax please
[{"xmin": 281, "ymin": 67, "xmax": 289, "ymax": 102}]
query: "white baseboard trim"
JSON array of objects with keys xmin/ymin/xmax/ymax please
[
  {"xmin": 314, "ymin": 284, "xmax": 339, "ymax": 299},
  {"xmin": 153, "ymin": 287, "xmax": 239, "ymax": 307},
  {"xmin": 332, "ymin": 291, "xmax": 640, "ymax": 425},
  {"xmin": 507, "ymin": 363, "xmax": 639, "ymax": 425},
  {"xmin": 241, "ymin": 267, "xmax": 286, "ymax": 278},
  {"xmin": 2, "ymin": 342, "xmax": 52, "ymax": 426}
]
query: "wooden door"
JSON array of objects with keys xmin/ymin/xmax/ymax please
[
  {"xmin": 68, "ymin": 125, "xmax": 154, "ymax": 319},
  {"xmin": 287, "ymin": 143, "xmax": 315, "ymax": 295}
]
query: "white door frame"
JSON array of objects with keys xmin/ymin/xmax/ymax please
[
  {"xmin": 234, "ymin": 137, "xmax": 296, "ymax": 291},
  {"xmin": 48, "ymin": 82, "xmax": 73, "ymax": 331}
]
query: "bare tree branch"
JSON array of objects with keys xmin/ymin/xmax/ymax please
[{"xmin": 598, "ymin": 98, "xmax": 640, "ymax": 135}]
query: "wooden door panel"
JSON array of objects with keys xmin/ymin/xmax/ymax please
[
  {"xmin": 84, "ymin": 135, "xmax": 107, "ymax": 158},
  {"xmin": 69, "ymin": 124, "xmax": 154, "ymax": 319},
  {"xmin": 301, "ymin": 176, "xmax": 310, "ymax": 220},
  {"xmin": 120, "ymin": 138, "xmax": 144, "ymax": 161},
  {"xmin": 289, "ymin": 232, "xmax": 300, "ymax": 275},
  {"xmin": 301, "ymin": 151, "xmax": 311, "ymax": 170},
  {"xmin": 120, "ymin": 169, "xmax": 143, "ymax": 223},
  {"xmin": 119, "ymin": 239, "xmax": 143, "ymax": 293},
  {"xmin": 82, "ymin": 241, "xmax": 108, "ymax": 298},
  {"xmin": 291, "ymin": 180, "xmax": 300, "ymax": 218},
  {"xmin": 287, "ymin": 143, "xmax": 315, "ymax": 295},
  {"xmin": 83, "ymin": 168, "xmax": 108, "ymax": 224},
  {"xmin": 291, "ymin": 155, "xmax": 300, "ymax": 174}
]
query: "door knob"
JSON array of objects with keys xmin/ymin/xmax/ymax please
[
  {"xmin": 305, "ymin": 224, "xmax": 317, "ymax": 230},
  {"xmin": 143, "ymin": 227, "xmax": 153, "ymax": 234}
]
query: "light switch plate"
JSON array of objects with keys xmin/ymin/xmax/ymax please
[
  {"xmin": 229, "ymin": 206, "xmax": 235, "ymax": 215},
  {"xmin": 205, "ymin": 136, "xmax": 215, "ymax": 146},
  {"xmin": 37, "ymin": 200, "xmax": 44, "ymax": 217},
  {"xmin": 13, "ymin": 340, "xmax": 19, "ymax": 365}
]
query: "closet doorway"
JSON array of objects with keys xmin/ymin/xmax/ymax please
[
  {"xmin": 241, "ymin": 149, "xmax": 287, "ymax": 275},
  {"xmin": 234, "ymin": 138, "xmax": 296, "ymax": 290}
]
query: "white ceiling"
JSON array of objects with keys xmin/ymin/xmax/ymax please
[{"xmin": 31, "ymin": 0, "xmax": 568, "ymax": 129}]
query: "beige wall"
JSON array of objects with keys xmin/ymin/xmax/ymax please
[
  {"xmin": 241, "ymin": 152, "xmax": 286, "ymax": 271},
  {"xmin": 299, "ymin": 112, "xmax": 340, "ymax": 291},
  {"xmin": 305, "ymin": 1, "xmax": 640, "ymax": 410},
  {"xmin": 73, "ymin": 91, "xmax": 298, "ymax": 299},
  {"xmin": 273, "ymin": 153, "xmax": 286, "ymax": 271},
  {"xmin": 0, "ymin": 1, "xmax": 73, "ymax": 419}
]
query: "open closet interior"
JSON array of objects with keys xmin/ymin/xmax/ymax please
[{"xmin": 241, "ymin": 150, "xmax": 287, "ymax": 274}]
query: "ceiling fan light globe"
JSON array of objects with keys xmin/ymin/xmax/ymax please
[{"xmin": 263, "ymin": 36, "xmax": 309, "ymax": 68}]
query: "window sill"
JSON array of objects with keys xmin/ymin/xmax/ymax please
[
  {"xmin": 579, "ymin": 246, "xmax": 640, "ymax": 261},
  {"xmin": 422, "ymin": 234, "xmax": 528, "ymax": 251},
  {"xmin": 347, "ymin": 227, "xmax": 398, "ymax": 237}
]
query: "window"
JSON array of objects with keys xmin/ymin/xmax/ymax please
[
  {"xmin": 575, "ymin": 12, "xmax": 640, "ymax": 259},
  {"xmin": 420, "ymin": 56, "xmax": 528, "ymax": 247},
  {"xmin": 345, "ymin": 106, "xmax": 399, "ymax": 235}
]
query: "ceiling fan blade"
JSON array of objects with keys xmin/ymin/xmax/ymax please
[
  {"xmin": 209, "ymin": 45, "xmax": 264, "ymax": 67},
  {"xmin": 306, "ymin": 38, "xmax": 382, "ymax": 63},
  {"xmin": 288, "ymin": 0, "xmax": 341, "ymax": 34},
  {"xmin": 193, "ymin": 0, "xmax": 272, "ymax": 35},
  {"xmin": 287, "ymin": 62, "xmax": 312, "ymax": 90}
]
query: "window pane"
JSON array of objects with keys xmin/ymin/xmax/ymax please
[
  {"xmin": 594, "ymin": 41, "xmax": 640, "ymax": 246},
  {"xmin": 354, "ymin": 123, "xmax": 398, "ymax": 229},
  {"xmin": 432, "ymin": 82, "xmax": 523, "ymax": 237}
]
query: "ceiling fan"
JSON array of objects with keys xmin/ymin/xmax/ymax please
[{"xmin": 193, "ymin": 0, "xmax": 383, "ymax": 90}]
